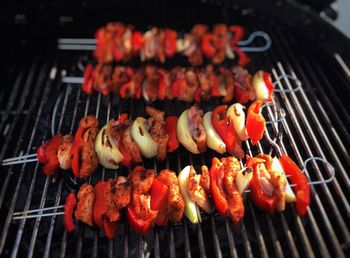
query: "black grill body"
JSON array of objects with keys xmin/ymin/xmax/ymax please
[{"xmin": 0, "ymin": 0, "xmax": 349, "ymax": 257}]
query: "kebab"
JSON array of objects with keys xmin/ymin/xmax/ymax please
[
  {"xmin": 82, "ymin": 64, "xmax": 275, "ymax": 105},
  {"xmin": 92, "ymin": 23, "xmax": 251, "ymax": 66},
  {"xmin": 18, "ymin": 151, "xmax": 313, "ymax": 239},
  {"xmin": 4, "ymin": 101, "xmax": 266, "ymax": 176}
]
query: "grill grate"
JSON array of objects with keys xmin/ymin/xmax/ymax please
[{"xmin": 1, "ymin": 8, "xmax": 350, "ymax": 258}]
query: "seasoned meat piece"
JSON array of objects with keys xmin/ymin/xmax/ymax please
[
  {"xmin": 75, "ymin": 183, "xmax": 95, "ymax": 226},
  {"xmin": 179, "ymin": 69, "xmax": 198, "ymax": 102},
  {"xmin": 111, "ymin": 176, "xmax": 132, "ymax": 209},
  {"xmin": 220, "ymin": 67, "xmax": 235, "ymax": 103},
  {"xmin": 146, "ymin": 107, "xmax": 169, "ymax": 160},
  {"xmin": 110, "ymin": 66, "xmax": 132, "ymax": 93},
  {"xmin": 232, "ymin": 66, "xmax": 255, "ymax": 103},
  {"xmin": 199, "ymin": 165, "xmax": 210, "ymax": 196},
  {"xmin": 79, "ymin": 115, "xmax": 99, "ymax": 129},
  {"xmin": 80, "ymin": 126, "xmax": 99, "ymax": 178},
  {"xmin": 57, "ymin": 134, "xmax": 73, "ymax": 170},
  {"xmin": 143, "ymin": 65, "xmax": 160, "ymax": 101},
  {"xmin": 156, "ymin": 29, "xmax": 166, "ymax": 63},
  {"xmin": 191, "ymin": 24, "xmax": 208, "ymax": 37},
  {"xmin": 221, "ymin": 157, "xmax": 244, "ymax": 224},
  {"xmin": 188, "ymin": 48, "xmax": 203, "ymax": 66},
  {"xmin": 105, "ymin": 179, "xmax": 121, "ymax": 222},
  {"xmin": 122, "ymin": 125, "xmax": 142, "ymax": 162},
  {"xmin": 157, "ymin": 169, "xmax": 185, "ymax": 222},
  {"xmin": 188, "ymin": 106, "xmax": 207, "ymax": 152},
  {"xmin": 129, "ymin": 167, "xmax": 157, "ymax": 219},
  {"xmin": 187, "ymin": 166, "xmax": 213, "ymax": 213}
]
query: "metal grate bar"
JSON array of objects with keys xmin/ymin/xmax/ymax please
[
  {"xmin": 10, "ymin": 59, "xmax": 60, "ymax": 257},
  {"xmin": 277, "ymin": 28, "xmax": 350, "ymax": 191},
  {"xmin": 266, "ymin": 64, "xmax": 345, "ymax": 257},
  {"xmin": 0, "ymin": 58, "xmax": 49, "ymax": 255}
]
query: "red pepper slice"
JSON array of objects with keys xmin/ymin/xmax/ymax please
[
  {"xmin": 263, "ymin": 72, "xmax": 275, "ymax": 100},
  {"xmin": 64, "ymin": 192, "xmax": 77, "ymax": 233},
  {"xmin": 246, "ymin": 100, "xmax": 266, "ymax": 145},
  {"xmin": 150, "ymin": 179, "xmax": 168, "ymax": 211},
  {"xmin": 37, "ymin": 142, "xmax": 48, "ymax": 164},
  {"xmin": 201, "ymin": 33, "xmax": 216, "ymax": 58},
  {"xmin": 194, "ymin": 87, "xmax": 202, "ymax": 103},
  {"xmin": 211, "ymin": 105, "xmax": 236, "ymax": 153},
  {"xmin": 171, "ymin": 78, "xmax": 187, "ymax": 98},
  {"xmin": 164, "ymin": 29, "xmax": 177, "ymax": 58},
  {"xmin": 93, "ymin": 181, "xmax": 108, "ymax": 228},
  {"xmin": 70, "ymin": 127, "xmax": 85, "ymax": 177},
  {"xmin": 210, "ymin": 157, "xmax": 228, "ymax": 216},
  {"xmin": 132, "ymin": 31, "xmax": 145, "ymax": 54},
  {"xmin": 279, "ymin": 154, "xmax": 310, "ymax": 216},
  {"xmin": 119, "ymin": 143, "xmax": 132, "ymax": 168},
  {"xmin": 126, "ymin": 206, "xmax": 153, "ymax": 236},
  {"xmin": 209, "ymin": 75, "xmax": 221, "ymax": 97},
  {"xmin": 38, "ymin": 134, "xmax": 63, "ymax": 176},
  {"xmin": 119, "ymin": 81, "xmax": 133, "ymax": 98},
  {"xmin": 229, "ymin": 26, "xmax": 250, "ymax": 66},
  {"xmin": 165, "ymin": 116, "xmax": 179, "ymax": 152},
  {"xmin": 103, "ymin": 218, "xmax": 118, "ymax": 239},
  {"xmin": 82, "ymin": 64, "xmax": 93, "ymax": 95}
]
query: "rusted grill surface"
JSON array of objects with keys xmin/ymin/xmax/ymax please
[{"xmin": 0, "ymin": 5, "xmax": 349, "ymax": 258}]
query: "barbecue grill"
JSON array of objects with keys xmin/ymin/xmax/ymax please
[{"xmin": 1, "ymin": 0, "xmax": 349, "ymax": 257}]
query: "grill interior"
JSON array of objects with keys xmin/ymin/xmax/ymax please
[{"xmin": 0, "ymin": 1, "xmax": 350, "ymax": 258}]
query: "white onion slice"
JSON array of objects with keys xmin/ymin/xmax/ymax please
[{"xmin": 203, "ymin": 112, "xmax": 226, "ymax": 154}]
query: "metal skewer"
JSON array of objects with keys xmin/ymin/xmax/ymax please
[{"xmin": 57, "ymin": 30, "xmax": 272, "ymax": 52}]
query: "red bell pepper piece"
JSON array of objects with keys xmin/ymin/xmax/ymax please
[
  {"xmin": 126, "ymin": 206, "xmax": 153, "ymax": 236},
  {"xmin": 164, "ymin": 29, "xmax": 177, "ymax": 58},
  {"xmin": 210, "ymin": 158, "xmax": 228, "ymax": 216},
  {"xmin": 93, "ymin": 181, "xmax": 108, "ymax": 228},
  {"xmin": 112, "ymin": 45, "xmax": 124, "ymax": 62},
  {"xmin": 171, "ymin": 78, "xmax": 187, "ymax": 98},
  {"xmin": 150, "ymin": 179, "xmax": 169, "ymax": 226},
  {"xmin": 263, "ymin": 72, "xmax": 275, "ymax": 100},
  {"xmin": 279, "ymin": 154, "xmax": 310, "ymax": 216},
  {"xmin": 229, "ymin": 26, "xmax": 250, "ymax": 66},
  {"xmin": 70, "ymin": 127, "xmax": 85, "ymax": 177},
  {"xmin": 82, "ymin": 63, "xmax": 94, "ymax": 95},
  {"xmin": 37, "ymin": 142, "xmax": 48, "ymax": 164},
  {"xmin": 246, "ymin": 100, "xmax": 266, "ymax": 145},
  {"xmin": 235, "ymin": 83, "xmax": 250, "ymax": 104},
  {"xmin": 132, "ymin": 31, "xmax": 145, "ymax": 54},
  {"xmin": 103, "ymin": 218, "xmax": 118, "ymax": 239},
  {"xmin": 165, "ymin": 116, "xmax": 179, "ymax": 152},
  {"xmin": 211, "ymin": 105, "xmax": 236, "ymax": 153},
  {"xmin": 119, "ymin": 81, "xmax": 133, "ymax": 98},
  {"xmin": 64, "ymin": 192, "xmax": 77, "ymax": 233},
  {"xmin": 201, "ymin": 33, "xmax": 216, "ymax": 58},
  {"xmin": 150, "ymin": 179, "xmax": 168, "ymax": 211},
  {"xmin": 246, "ymin": 156, "xmax": 276, "ymax": 213},
  {"xmin": 37, "ymin": 134, "xmax": 63, "ymax": 176},
  {"xmin": 194, "ymin": 87, "xmax": 202, "ymax": 103},
  {"xmin": 209, "ymin": 75, "xmax": 221, "ymax": 97}
]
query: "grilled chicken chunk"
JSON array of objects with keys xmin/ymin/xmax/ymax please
[
  {"xmin": 57, "ymin": 134, "xmax": 73, "ymax": 170},
  {"xmin": 157, "ymin": 169, "xmax": 185, "ymax": 222},
  {"xmin": 146, "ymin": 107, "xmax": 169, "ymax": 161},
  {"xmin": 75, "ymin": 183, "xmax": 95, "ymax": 226}
]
